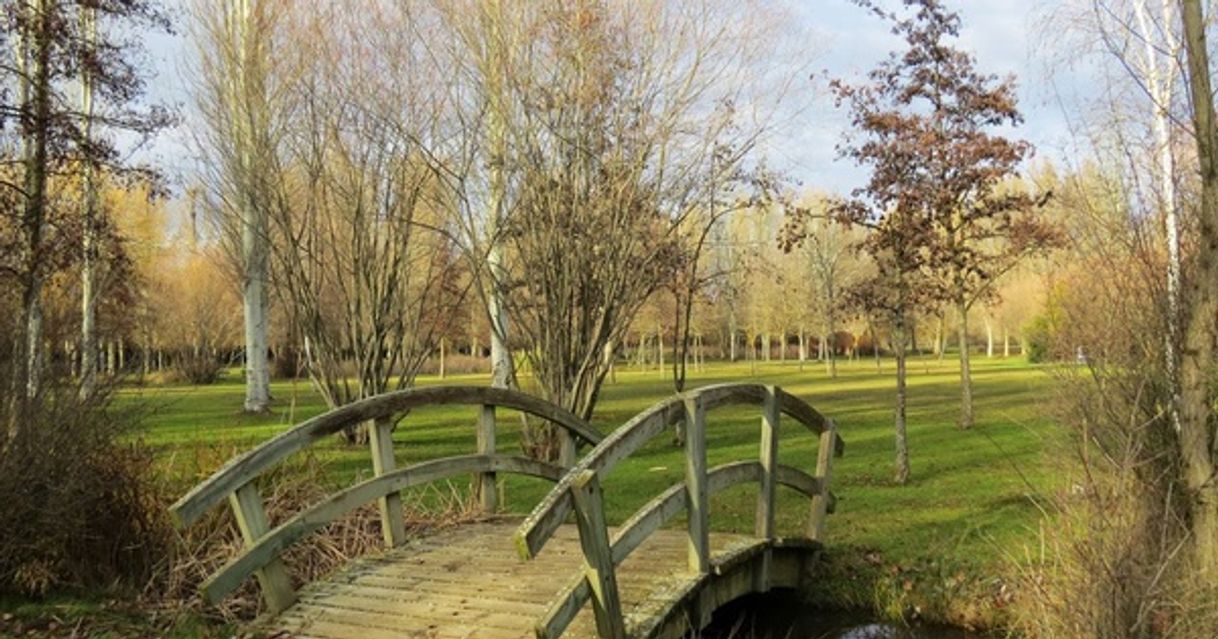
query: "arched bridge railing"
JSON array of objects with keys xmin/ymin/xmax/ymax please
[
  {"xmin": 515, "ymin": 383, "xmax": 844, "ymax": 639},
  {"xmin": 168, "ymin": 386, "xmax": 602, "ymax": 615}
]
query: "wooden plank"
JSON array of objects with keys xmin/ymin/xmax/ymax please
[
  {"xmin": 755, "ymin": 386, "xmax": 780, "ymax": 592},
  {"xmin": 478, "ymin": 405, "xmax": 497, "ymax": 513},
  {"xmin": 368, "ymin": 417, "xmax": 406, "ymax": 547},
  {"xmin": 809, "ymin": 419, "xmax": 839, "ymax": 541},
  {"xmin": 203, "ymin": 454, "xmax": 564, "ymax": 603},
  {"xmin": 170, "ymin": 385, "xmax": 600, "ymax": 528},
  {"xmin": 683, "ymin": 396, "xmax": 709, "ymax": 574},
  {"xmin": 227, "ymin": 482, "xmax": 295, "ymax": 614},
  {"xmin": 756, "ymin": 386, "xmax": 780, "ymax": 540},
  {"xmin": 569, "ymin": 470, "xmax": 626, "ymax": 639},
  {"xmin": 775, "ymin": 387, "xmax": 829, "ymax": 436}
]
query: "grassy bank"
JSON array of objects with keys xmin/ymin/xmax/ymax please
[{"xmin": 3, "ymin": 355, "xmax": 1064, "ymax": 636}]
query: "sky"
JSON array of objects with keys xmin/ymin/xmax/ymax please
[
  {"xmin": 135, "ymin": 0, "xmax": 1101, "ymax": 205},
  {"xmin": 762, "ymin": 0, "xmax": 1099, "ymax": 195}
]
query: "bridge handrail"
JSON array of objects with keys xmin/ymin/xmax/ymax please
[
  {"xmin": 167, "ymin": 385, "xmax": 601, "ymax": 614},
  {"xmin": 170, "ymin": 386, "xmax": 599, "ymax": 528},
  {"xmin": 535, "ymin": 460, "xmax": 831, "ymax": 639},
  {"xmin": 520, "ymin": 383, "xmax": 844, "ymax": 639},
  {"xmin": 199, "ymin": 453, "xmax": 565, "ymax": 605},
  {"xmin": 513, "ymin": 383, "xmax": 842, "ymax": 560}
]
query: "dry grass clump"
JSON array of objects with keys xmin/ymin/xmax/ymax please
[
  {"xmin": 147, "ymin": 445, "xmax": 485, "ymax": 623},
  {"xmin": 0, "ymin": 384, "xmax": 166, "ymax": 598}
]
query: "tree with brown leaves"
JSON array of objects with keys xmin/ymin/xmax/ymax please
[{"xmin": 830, "ymin": 0, "xmax": 1057, "ymax": 431}]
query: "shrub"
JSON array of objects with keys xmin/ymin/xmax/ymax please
[
  {"xmin": 170, "ymin": 351, "xmax": 225, "ymax": 385},
  {"xmin": 0, "ymin": 383, "xmax": 168, "ymax": 597}
]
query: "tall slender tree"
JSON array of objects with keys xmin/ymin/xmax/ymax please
[
  {"xmin": 1178, "ymin": 0, "xmax": 1218, "ymax": 579},
  {"xmin": 1, "ymin": 0, "xmax": 170, "ymax": 436},
  {"xmin": 832, "ymin": 0, "xmax": 1056, "ymax": 430}
]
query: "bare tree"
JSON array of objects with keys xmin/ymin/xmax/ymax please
[
  {"xmin": 1178, "ymin": 0, "xmax": 1218, "ymax": 580},
  {"xmin": 1, "ymin": 0, "xmax": 169, "ymax": 438},
  {"xmin": 190, "ymin": 0, "xmax": 282, "ymax": 413}
]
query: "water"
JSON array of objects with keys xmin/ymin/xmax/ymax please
[{"xmin": 700, "ymin": 592, "xmax": 981, "ymax": 639}]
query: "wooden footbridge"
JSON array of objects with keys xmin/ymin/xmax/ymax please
[{"xmin": 170, "ymin": 383, "xmax": 844, "ymax": 639}]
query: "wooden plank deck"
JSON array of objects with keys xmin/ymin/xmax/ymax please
[{"xmin": 271, "ymin": 519, "xmax": 751, "ymax": 639}]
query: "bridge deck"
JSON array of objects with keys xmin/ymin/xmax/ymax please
[{"xmin": 271, "ymin": 520, "xmax": 750, "ymax": 639}]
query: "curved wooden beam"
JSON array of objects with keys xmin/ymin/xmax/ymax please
[
  {"xmin": 171, "ymin": 386, "xmax": 599, "ymax": 527},
  {"xmin": 201, "ymin": 453, "xmax": 564, "ymax": 604},
  {"xmin": 515, "ymin": 384, "xmax": 837, "ymax": 559},
  {"xmin": 535, "ymin": 461, "xmax": 824, "ymax": 638},
  {"xmin": 634, "ymin": 539, "xmax": 824, "ymax": 639}
]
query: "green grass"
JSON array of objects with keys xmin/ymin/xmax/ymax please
[
  {"xmin": 133, "ymin": 355, "xmax": 1061, "ymax": 566},
  {"xmin": 133, "ymin": 357, "xmax": 1062, "ymax": 557},
  {"xmin": 4, "ymin": 355, "xmax": 1065, "ymax": 636}
]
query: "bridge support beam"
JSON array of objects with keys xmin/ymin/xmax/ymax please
[
  {"xmin": 369, "ymin": 417, "xmax": 407, "ymax": 547},
  {"xmin": 683, "ymin": 397, "xmax": 710, "ymax": 574},
  {"xmin": 570, "ymin": 470, "xmax": 626, "ymax": 639},
  {"xmin": 755, "ymin": 386, "xmax": 780, "ymax": 591},
  {"xmin": 228, "ymin": 482, "xmax": 296, "ymax": 613},
  {"xmin": 477, "ymin": 405, "xmax": 497, "ymax": 513},
  {"xmin": 808, "ymin": 419, "xmax": 838, "ymax": 541}
]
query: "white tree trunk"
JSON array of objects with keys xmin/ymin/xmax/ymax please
[
  {"xmin": 1136, "ymin": 0, "xmax": 1182, "ymax": 431},
  {"xmin": 233, "ymin": 0, "xmax": 270, "ymax": 413},
  {"xmin": 79, "ymin": 4, "xmax": 99, "ymax": 398},
  {"xmin": 985, "ymin": 315, "xmax": 994, "ymax": 358}
]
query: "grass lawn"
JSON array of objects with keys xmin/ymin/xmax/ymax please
[
  {"xmin": 4, "ymin": 355, "xmax": 1067, "ymax": 636},
  {"xmin": 133, "ymin": 356, "xmax": 1062, "ymax": 561}
]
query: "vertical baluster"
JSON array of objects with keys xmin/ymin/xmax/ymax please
[
  {"xmin": 756, "ymin": 385, "xmax": 780, "ymax": 590},
  {"xmin": 478, "ymin": 404, "xmax": 497, "ymax": 513},
  {"xmin": 808, "ymin": 419, "xmax": 838, "ymax": 541},
  {"xmin": 558, "ymin": 428, "xmax": 577, "ymax": 468},
  {"xmin": 684, "ymin": 396, "xmax": 709, "ymax": 573},
  {"xmin": 570, "ymin": 470, "xmax": 626, "ymax": 639},
  {"xmin": 369, "ymin": 416, "xmax": 406, "ymax": 547},
  {"xmin": 228, "ymin": 482, "xmax": 296, "ymax": 613}
]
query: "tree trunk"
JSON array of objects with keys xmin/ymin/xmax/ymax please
[
  {"xmin": 487, "ymin": 249, "xmax": 513, "ymax": 389},
  {"xmin": 985, "ymin": 315, "xmax": 994, "ymax": 358},
  {"xmin": 828, "ymin": 337, "xmax": 838, "ymax": 379},
  {"xmin": 871, "ymin": 325, "xmax": 881, "ymax": 372},
  {"xmin": 79, "ymin": 5, "xmax": 99, "ymax": 399},
  {"xmin": 9, "ymin": 0, "xmax": 53, "ymax": 434},
  {"xmin": 957, "ymin": 300, "xmax": 974, "ymax": 429},
  {"xmin": 728, "ymin": 309, "xmax": 738, "ymax": 362},
  {"xmin": 894, "ymin": 322, "xmax": 910, "ymax": 485},
  {"xmin": 232, "ymin": 0, "xmax": 271, "ymax": 414},
  {"xmin": 1179, "ymin": 0, "xmax": 1218, "ymax": 578},
  {"xmin": 1003, "ymin": 326, "xmax": 1010, "ymax": 357},
  {"xmin": 936, "ymin": 314, "xmax": 947, "ymax": 360},
  {"xmin": 439, "ymin": 337, "xmax": 446, "ymax": 379},
  {"xmin": 657, "ymin": 327, "xmax": 664, "ymax": 372}
]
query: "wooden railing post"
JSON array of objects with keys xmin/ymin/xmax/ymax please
[
  {"xmin": 228, "ymin": 482, "xmax": 296, "ymax": 613},
  {"xmin": 477, "ymin": 405, "xmax": 497, "ymax": 513},
  {"xmin": 755, "ymin": 385, "xmax": 780, "ymax": 590},
  {"xmin": 683, "ymin": 396, "xmax": 710, "ymax": 574},
  {"xmin": 570, "ymin": 470, "xmax": 626, "ymax": 639},
  {"xmin": 808, "ymin": 418, "xmax": 838, "ymax": 541},
  {"xmin": 558, "ymin": 428, "xmax": 577, "ymax": 468},
  {"xmin": 369, "ymin": 416, "xmax": 407, "ymax": 547}
]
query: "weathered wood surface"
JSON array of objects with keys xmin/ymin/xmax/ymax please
[
  {"xmin": 171, "ymin": 386, "xmax": 601, "ymax": 528},
  {"xmin": 269, "ymin": 520, "xmax": 815, "ymax": 639},
  {"xmin": 515, "ymin": 383, "xmax": 839, "ymax": 560}
]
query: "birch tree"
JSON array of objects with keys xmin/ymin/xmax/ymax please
[
  {"xmin": 0, "ymin": 0, "xmax": 169, "ymax": 437},
  {"xmin": 190, "ymin": 0, "xmax": 280, "ymax": 413}
]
